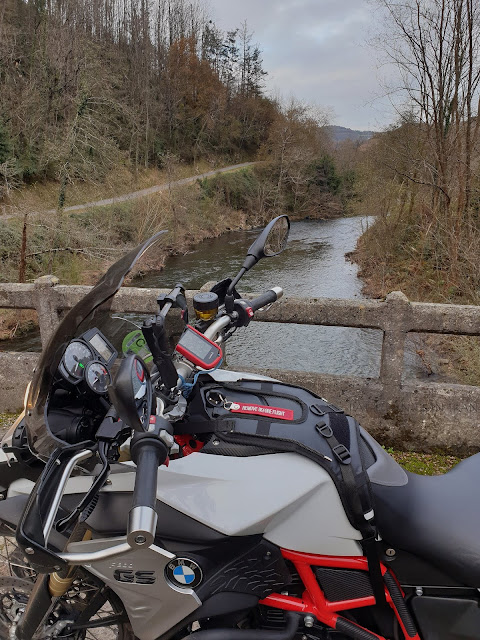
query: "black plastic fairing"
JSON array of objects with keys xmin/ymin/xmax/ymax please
[
  {"xmin": 184, "ymin": 538, "xmax": 291, "ymax": 601},
  {"xmin": 157, "ymin": 593, "xmax": 260, "ymax": 640},
  {"xmin": 381, "ymin": 546, "xmax": 464, "ymax": 588},
  {"xmin": 85, "ymin": 492, "xmax": 227, "ymax": 543},
  {"xmin": 412, "ymin": 596, "xmax": 480, "ymax": 640},
  {"xmin": 24, "ymin": 231, "xmax": 166, "ymax": 460}
]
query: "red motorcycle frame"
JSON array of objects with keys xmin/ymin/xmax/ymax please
[{"xmin": 259, "ymin": 549, "xmax": 421, "ymax": 640}]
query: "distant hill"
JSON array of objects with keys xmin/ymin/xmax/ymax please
[{"xmin": 326, "ymin": 125, "xmax": 376, "ymax": 143}]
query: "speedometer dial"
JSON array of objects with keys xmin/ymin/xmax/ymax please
[
  {"xmin": 63, "ymin": 341, "xmax": 94, "ymax": 379},
  {"xmin": 85, "ymin": 361, "xmax": 110, "ymax": 394}
]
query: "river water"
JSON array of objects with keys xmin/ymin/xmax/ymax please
[
  {"xmin": 141, "ymin": 216, "xmax": 384, "ymax": 378},
  {"xmin": 5, "ymin": 217, "xmax": 423, "ymax": 378}
]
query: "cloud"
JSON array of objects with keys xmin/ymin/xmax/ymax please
[{"xmin": 206, "ymin": 0, "xmax": 395, "ymax": 130}]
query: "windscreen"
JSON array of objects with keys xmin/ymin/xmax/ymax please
[{"xmin": 25, "ymin": 231, "xmax": 167, "ymax": 459}]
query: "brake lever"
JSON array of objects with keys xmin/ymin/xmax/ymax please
[{"xmin": 176, "ymin": 293, "xmax": 189, "ymax": 324}]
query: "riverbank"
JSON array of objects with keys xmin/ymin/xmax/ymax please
[
  {"xmin": 352, "ymin": 220, "xmax": 480, "ymax": 386},
  {"xmin": 0, "ymin": 182, "xmax": 251, "ymax": 340},
  {"xmin": 1, "ymin": 162, "xmax": 345, "ymax": 283},
  {"xmin": 0, "ymin": 164, "xmax": 347, "ymax": 342}
]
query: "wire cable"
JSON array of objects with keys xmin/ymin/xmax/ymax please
[{"xmin": 179, "ymin": 358, "xmax": 224, "ymax": 398}]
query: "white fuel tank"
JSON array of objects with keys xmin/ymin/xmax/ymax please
[
  {"xmin": 155, "ymin": 452, "xmax": 362, "ymax": 556},
  {"xmin": 8, "ymin": 451, "xmax": 362, "ymax": 556}
]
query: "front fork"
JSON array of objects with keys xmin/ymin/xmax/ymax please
[
  {"xmin": 14, "ymin": 526, "xmax": 91, "ymax": 640},
  {"xmin": 14, "ymin": 575, "xmax": 58, "ymax": 640}
]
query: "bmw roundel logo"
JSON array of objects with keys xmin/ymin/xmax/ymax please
[{"xmin": 166, "ymin": 558, "xmax": 203, "ymax": 589}]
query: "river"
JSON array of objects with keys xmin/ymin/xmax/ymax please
[
  {"xmin": 5, "ymin": 216, "xmax": 423, "ymax": 378},
  {"xmin": 141, "ymin": 217, "xmax": 385, "ymax": 378}
]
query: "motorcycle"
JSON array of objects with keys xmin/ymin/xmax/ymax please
[{"xmin": 0, "ymin": 215, "xmax": 478, "ymax": 640}]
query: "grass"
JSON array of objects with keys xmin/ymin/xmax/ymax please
[
  {"xmin": 3, "ymin": 159, "xmax": 215, "ymax": 214},
  {"xmin": 0, "ymin": 310, "xmax": 38, "ymax": 341},
  {"xmin": 387, "ymin": 448, "xmax": 461, "ymax": 475},
  {"xmin": 0, "ymin": 414, "xmax": 16, "ymax": 437}
]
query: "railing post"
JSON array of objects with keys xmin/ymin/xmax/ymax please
[
  {"xmin": 34, "ymin": 275, "xmax": 60, "ymax": 348},
  {"xmin": 379, "ymin": 291, "xmax": 412, "ymax": 407}
]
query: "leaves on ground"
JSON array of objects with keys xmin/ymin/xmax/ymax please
[
  {"xmin": 387, "ymin": 448, "xmax": 461, "ymax": 475},
  {"xmin": 0, "ymin": 414, "xmax": 16, "ymax": 435}
]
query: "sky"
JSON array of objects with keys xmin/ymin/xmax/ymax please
[{"xmin": 206, "ymin": 0, "xmax": 396, "ymax": 131}]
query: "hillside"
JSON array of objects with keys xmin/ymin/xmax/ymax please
[
  {"xmin": 0, "ymin": 0, "xmax": 274, "ymax": 206},
  {"xmin": 0, "ymin": 0, "xmax": 354, "ymax": 290},
  {"xmin": 327, "ymin": 125, "xmax": 375, "ymax": 144}
]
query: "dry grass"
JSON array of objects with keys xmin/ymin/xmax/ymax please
[
  {"xmin": 0, "ymin": 310, "xmax": 37, "ymax": 342},
  {"xmin": 0, "ymin": 175, "xmax": 252, "ymax": 292},
  {"xmin": 352, "ymin": 217, "xmax": 480, "ymax": 387},
  {"xmin": 422, "ymin": 334, "xmax": 480, "ymax": 387},
  {"xmin": 0, "ymin": 414, "xmax": 15, "ymax": 437},
  {"xmin": 3, "ymin": 159, "xmax": 214, "ymax": 214}
]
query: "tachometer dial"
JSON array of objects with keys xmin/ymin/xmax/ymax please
[
  {"xmin": 85, "ymin": 361, "xmax": 111, "ymax": 394},
  {"xmin": 63, "ymin": 341, "xmax": 94, "ymax": 379}
]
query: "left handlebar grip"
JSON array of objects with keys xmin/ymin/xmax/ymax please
[{"xmin": 127, "ymin": 434, "xmax": 168, "ymax": 547}]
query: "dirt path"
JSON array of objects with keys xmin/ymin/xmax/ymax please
[{"xmin": 1, "ymin": 161, "xmax": 257, "ymax": 221}]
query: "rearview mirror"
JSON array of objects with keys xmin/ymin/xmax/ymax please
[
  {"xmin": 226, "ymin": 215, "xmax": 290, "ymax": 305},
  {"xmin": 244, "ymin": 215, "xmax": 290, "ymax": 265},
  {"xmin": 109, "ymin": 355, "xmax": 152, "ymax": 432}
]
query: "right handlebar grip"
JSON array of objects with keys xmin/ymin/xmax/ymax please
[{"xmin": 250, "ymin": 287, "xmax": 283, "ymax": 312}]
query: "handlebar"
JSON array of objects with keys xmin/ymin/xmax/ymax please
[
  {"xmin": 202, "ymin": 287, "xmax": 284, "ymax": 343},
  {"xmin": 249, "ymin": 286, "xmax": 283, "ymax": 312},
  {"xmin": 127, "ymin": 417, "xmax": 173, "ymax": 547}
]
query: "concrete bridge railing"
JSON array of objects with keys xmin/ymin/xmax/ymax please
[{"xmin": 1, "ymin": 277, "xmax": 480, "ymax": 454}]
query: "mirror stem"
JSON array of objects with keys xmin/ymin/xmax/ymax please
[
  {"xmin": 226, "ymin": 266, "xmax": 248, "ymax": 314},
  {"xmin": 241, "ymin": 254, "xmax": 258, "ymax": 271},
  {"xmin": 228, "ymin": 267, "xmax": 247, "ymax": 295}
]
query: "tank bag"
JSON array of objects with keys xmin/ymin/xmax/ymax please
[{"xmin": 179, "ymin": 379, "xmax": 386, "ymax": 605}]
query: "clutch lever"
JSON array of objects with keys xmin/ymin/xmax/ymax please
[
  {"xmin": 157, "ymin": 283, "xmax": 189, "ymax": 324},
  {"xmin": 55, "ymin": 412, "xmax": 131, "ymax": 533},
  {"xmin": 55, "ymin": 441, "xmax": 110, "ymax": 533}
]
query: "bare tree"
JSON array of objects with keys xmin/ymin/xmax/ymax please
[{"xmin": 373, "ymin": 0, "xmax": 480, "ymax": 275}]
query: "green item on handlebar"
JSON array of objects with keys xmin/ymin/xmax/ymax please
[{"xmin": 122, "ymin": 330, "xmax": 153, "ymax": 363}]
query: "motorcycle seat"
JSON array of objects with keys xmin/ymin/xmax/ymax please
[{"xmin": 371, "ymin": 452, "xmax": 480, "ymax": 587}]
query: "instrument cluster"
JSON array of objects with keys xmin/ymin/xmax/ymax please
[{"xmin": 58, "ymin": 328, "xmax": 118, "ymax": 396}]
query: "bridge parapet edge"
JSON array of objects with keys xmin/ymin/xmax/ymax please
[{"xmin": 1, "ymin": 280, "xmax": 479, "ymax": 454}]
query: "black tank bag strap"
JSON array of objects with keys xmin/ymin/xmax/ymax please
[
  {"xmin": 316, "ymin": 412, "xmax": 386, "ymax": 607},
  {"xmin": 174, "ymin": 419, "xmax": 236, "ymax": 435},
  {"xmin": 182, "ymin": 380, "xmax": 386, "ymax": 605}
]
